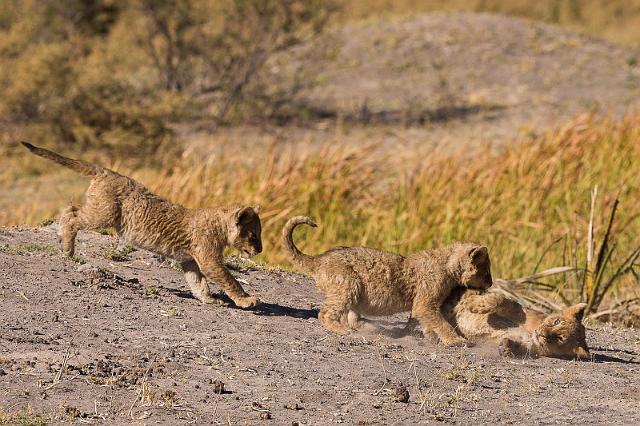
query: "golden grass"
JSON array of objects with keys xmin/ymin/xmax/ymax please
[
  {"xmin": 2, "ymin": 114, "xmax": 639, "ymax": 315},
  {"xmin": 156, "ymin": 114, "xmax": 640, "ymax": 313}
]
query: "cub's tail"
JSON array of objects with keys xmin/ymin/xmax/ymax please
[
  {"xmin": 21, "ymin": 142, "xmax": 102, "ymax": 177},
  {"xmin": 282, "ymin": 216, "xmax": 319, "ymax": 271}
]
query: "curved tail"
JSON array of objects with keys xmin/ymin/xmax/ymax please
[
  {"xmin": 21, "ymin": 142, "xmax": 102, "ymax": 177},
  {"xmin": 282, "ymin": 216, "xmax": 318, "ymax": 271}
]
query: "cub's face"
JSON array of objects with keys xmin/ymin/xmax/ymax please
[
  {"xmin": 459, "ymin": 245, "xmax": 493, "ymax": 290},
  {"xmin": 228, "ymin": 206, "xmax": 262, "ymax": 258},
  {"xmin": 534, "ymin": 303, "xmax": 590, "ymax": 360}
]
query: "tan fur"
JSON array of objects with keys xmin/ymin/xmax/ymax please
[
  {"xmin": 22, "ymin": 142, "xmax": 262, "ymax": 309},
  {"xmin": 434, "ymin": 288, "xmax": 590, "ymax": 360},
  {"xmin": 282, "ymin": 216, "xmax": 493, "ymax": 346}
]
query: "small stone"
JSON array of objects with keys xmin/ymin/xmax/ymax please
[
  {"xmin": 259, "ymin": 412, "xmax": 271, "ymax": 420},
  {"xmin": 77, "ymin": 264, "xmax": 98, "ymax": 273},
  {"xmin": 393, "ymin": 384, "xmax": 410, "ymax": 403},
  {"xmin": 284, "ymin": 403, "xmax": 303, "ymax": 410},
  {"xmin": 211, "ymin": 379, "xmax": 225, "ymax": 394}
]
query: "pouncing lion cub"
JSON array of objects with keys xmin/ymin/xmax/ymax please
[
  {"xmin": 282, "ymin": 216, "xmax": 493, "ymax": 346},
  {"xmin": 22, "ymin": 142, "xmax": 261, "ymax": 309}
]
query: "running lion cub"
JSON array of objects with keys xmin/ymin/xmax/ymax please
[
  {"xmin": 430, "ymin": 288, "xmax": 590, "ymax": 359},
  {"xmin": 282, "ymin": 216, "xmax": 493, "ymax": 346},
  {"xmin": 22, "ymin": 142, "xmax": 262, "ymax": 309}
]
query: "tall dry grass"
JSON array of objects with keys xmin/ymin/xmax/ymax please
[
  {"xmin": 3, "ymin": 114, "xmax": 639, "ymax": 317},
  {"xmin": 149, "ymin": 114, "xmax": 639, "ymax": 314}
]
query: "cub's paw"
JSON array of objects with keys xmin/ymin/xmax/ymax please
[
  {"xmin": 319, "ymin": 318, "xmax": 349, "ymax": 335},
  {"xmin": 498, "ymin": 338, "xmax": 516, "ymax": 357},
  {"xmin": 442, "ymin": 336, "xmax": 472, "ymax": 348},
  {"xmin": 346, "ymin": 311, "xmax": 364, "ymax": 330},
  {"xmin": 326, "ymin": 324, "xmax": 350, "ymax": 335},
  {"xmin": 201, "ymin": 295, "xmax": 228, "ymax": 306},
  {"xmin": 235, "ymin": 296, "xmax": 261, "ymax": 309}
]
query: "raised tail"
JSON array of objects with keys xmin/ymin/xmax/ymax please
[
  {"xmin": 21, "ymin": 142, "xmax": 102, "ymax": 177},
  {"xmin": 282, "ymin": 216, "xmax": 319, "ymax": 271}
]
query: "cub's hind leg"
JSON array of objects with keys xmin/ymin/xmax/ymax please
[
  {"xmin": 318, "ymin": 300, "xmax": 350, "ymax": 335},
  {"xmin": 317, "ymin": 271, "xmax": 361, "ymax": 335},
  {"xmin": 181, "ymin": 260, "xmax": 226, "ymax": 306},
  {"xmin": 462, "ymin": 292, "xmax": 524, "ymax": 321},
  {"xmin": 346, "ymin": 310, "xmax": 364, "ymax": 331},
  {"xmin": 59, "ymin": 204, "xmax": 81, "ymax": 256},
  {"xmin": 61, "ymin": 187, "xmax": 121, "ymax": 256}
]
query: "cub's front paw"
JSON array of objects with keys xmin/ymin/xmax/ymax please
[
  {"xmin": 442, "ymin": 336, "xmax": 472, "ymax": 348},
  {"xmin": 235, "ymin": 296, "xmax": 261, "ymax": 309},
  {"xmin": 498, "ymin": 338, "xmax": 516, "ymax": 357},
  {"xmin": 324, "ymin": 323, "xmax": 349, "ymax": 335}
]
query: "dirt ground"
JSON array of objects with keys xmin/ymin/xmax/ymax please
[{"xmin": 1, "ymin": 226, "xmax": 639, "ymax": 425}]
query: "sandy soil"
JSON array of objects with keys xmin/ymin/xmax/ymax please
[{"xmin": 1, "ymin": 226, "xmax": 639, "ymax": 424}]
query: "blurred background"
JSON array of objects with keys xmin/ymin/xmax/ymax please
[{"xmin": 1, "ymin": 0, "xmax": 639, "ymax": 322}]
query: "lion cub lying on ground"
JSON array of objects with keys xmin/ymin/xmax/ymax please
[
  {"xmin": 410, "ymin": 288, "xmax": 590, "ymax": 359},
  {"xmin": 22, "ymin": 142, "xmax": 261, "ymax": 309},
  {"xmin": 283, "ymin": 216, "xmax": 493, "ymax": 346}
]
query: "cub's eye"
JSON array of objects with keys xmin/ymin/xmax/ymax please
[{"xmin": 553, "ymin": 319, "xmax": 561, "ymax": 326}]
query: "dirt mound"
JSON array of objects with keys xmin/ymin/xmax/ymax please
[
  {"xmin": 270, "ymin": 12, "xmax": 640, "ymax": 145},
  {"xmin": 0, "ymin": 226, "xmax": 638, "ymax": 423}
]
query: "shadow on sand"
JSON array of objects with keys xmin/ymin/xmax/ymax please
[
  {"xmin": 252, "ymin": 302, "xmax": 318, "ymax": 320},
  {"xmin": 591, "ymin": 352, "xmax": 640, "ymax": 364},
  {"xmin": 165, "ymin": 288, "xmax": 317, "ymax": 319}
]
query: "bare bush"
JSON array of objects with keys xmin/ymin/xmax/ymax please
[
  {"xmin": 0, "ymin": 0, "xmax": 336, "ymax": 155},
  {"xmin": 132, "ymin": 0, "xmax": 335, "ymax": 121}
]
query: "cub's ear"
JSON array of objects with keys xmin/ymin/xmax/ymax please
[
  {"xmin": 566, "ymin": 303, "xmax": 587, "ymax": 322},
  {"xmin": 468, "ymin": 246, "xmax": 489, "ymax": 263},
  {"xmin": 234, "ymin": 206, "xmax": 256, "ymax": 224},
  {"xmin": 252, "ymin": 205, "xmax": 262, "ymax": 214},
  {"xmin": 574, "ymin": 346, "xmax": 591, "ymax": 361}
]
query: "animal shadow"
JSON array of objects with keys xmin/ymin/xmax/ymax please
[
  {"xmin": 165, "ymin": 288, "xmax": 196, "ymax": 299},
  {"xmin": 591, "ymin": 352, "xmax": 640, "ymax": 364},
  {"xmin": 163, "ymin": 287, "xmax": 316, "ymax": 317},
  {"xmin": 591, "ymin": 346, "xmax": 638, "ymax": 356},
  {"xmin": 252, "ymin": 302, "xmax": 318, "ymax": 320}
]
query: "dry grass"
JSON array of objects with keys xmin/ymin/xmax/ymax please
[
  {"xmin": 0, "ymin": 243, "xmax": 58, "ymax": 256},
  {"xmin": 2, "ymin": 114, "xmax": 639, "ymax": 319},
  {"xmin": 0, "ymin": 406, "xmax": 47, "ymax": 426}
]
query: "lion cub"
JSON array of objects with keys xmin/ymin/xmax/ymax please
[
  {"xmin": 433, "ymin": 288, "xmax": 590, "ymax": 359},
  {"xmin": 282, "ymin": 216, "xmax": 493, "ymax": 346},
  {"xmin": 22, "ymin": 142, "xmax": 261, "ymax": 309}
]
